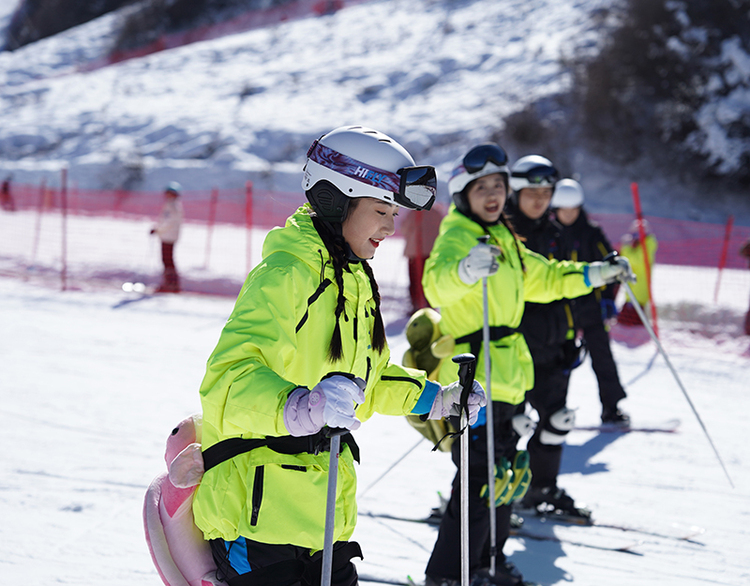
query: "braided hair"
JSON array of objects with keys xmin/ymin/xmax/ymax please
[
  {"xmin": 311, "ymin": 202, "xmax": 386, "ymax": 362},
  {"xmin": 498, "ymin": 211, "xmax": 526, "ymax": 273}
]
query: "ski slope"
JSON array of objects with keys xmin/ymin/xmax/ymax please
[
  {"xmin": 1, "ymin": 217, "xmax": 748, "ymax": 585},
  {"xmin": 3, "ymin": 0, "xmax": 750, "ymax": 225}
]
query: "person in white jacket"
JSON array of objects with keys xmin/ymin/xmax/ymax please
[{"xmin": 151, "ymin": 181, "xmax": 183, "ymax": 292}]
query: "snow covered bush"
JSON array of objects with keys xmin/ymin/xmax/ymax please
[
  {"xmin": 571, "ymin": 0, "xmax": 750, "ymax": 184},
  {"xmin": 3, "ymin": 0, "xmax": 132, "ymax": 50}
]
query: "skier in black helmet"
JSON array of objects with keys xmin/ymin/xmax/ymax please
[{"xmin": 505, "ymin": 156, "xmax": 591, "ymax": 520}]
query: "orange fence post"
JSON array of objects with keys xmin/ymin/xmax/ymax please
[{"xmin": 630, "ymin": 182, "xmax": 658, "ymax": 338}]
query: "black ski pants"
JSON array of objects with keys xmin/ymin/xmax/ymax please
[
  {"xmin": 210, "ymin": 537, "xmax": 361, "ymax": 586},
  {"xmin": 425, "ymin": 401, "xmax": 520, "ymax": 580},
  {"xmin": 581, "ymin": 321, "xmax": 626, "ymax": 412},
  {"xmin": 525, "ymin": 363, "xmax": 570, "ymax": 489}
]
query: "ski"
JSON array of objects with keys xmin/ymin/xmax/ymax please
[
  {"xmin": 358, "ymin": 575, "xmax": 415, "ymax": 586},
  {"xmin": 359, "ymin": 509, "xmax": 704, "ymax": 545},
  {"xmin": 572, "ymin": 418, "xmax": 680, "ymax": 433},
  {"xmin": 526, "ymin": 513, "xmax": 705, "ymax": 544},
  {"xmin": 511, "ymin": 526, "xmax": 643, "ymax": 554},
  {"xmin": 358, "ymin": 511, "xmax": 643, "ymax": 554}
]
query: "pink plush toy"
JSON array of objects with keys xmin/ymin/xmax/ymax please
[{"xmin": 143, "ymin": 414, "xmax": 222, "ymax": 586}]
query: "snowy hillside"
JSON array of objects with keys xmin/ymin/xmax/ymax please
[
  {"xmin": 0, "ymin": 0, "xmax": 604, "ymax": 187},
  {"xmin": 6, "ymin": 0, "xmax": 750, "ymax": 225}
]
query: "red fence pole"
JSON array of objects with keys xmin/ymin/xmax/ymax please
[
  {"xmin": 630, "ymin": 182, "xmax": 659, "ymax": 338},
  {"xmin": 61, "ymin": 168, "xmax": 68, "ymax": 291},
  {"xmin": 245, "ymin": 181, "xmax": 253, "ymax": 275},
  {"xmin": 204, "ymin": 187, "xmax": 218, "ymax": 270},
  {"xmin": 713, "ymin": 215, "xmax": 734, "ymax": 304}
]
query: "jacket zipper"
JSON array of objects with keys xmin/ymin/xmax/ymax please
[{"xmin": 250, "ymin": 465, "xmax": 264, "ymax": 526}]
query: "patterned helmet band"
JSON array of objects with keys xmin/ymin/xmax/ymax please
[{"xmin": 307, "ymin": 140, "xmax": 401, "ymax": 193}]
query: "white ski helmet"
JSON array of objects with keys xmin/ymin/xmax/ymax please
[
  {"xmin": 165, "ymin": 181, "xmax": 182, "ymax": 195},
  {"xmin": 302, "ymin": 126, "xmax": 436, "ymax": 223},
  {"xmin": 550, "ymin": 178, "xmax": 584, "ymax": 208},
  {"xmin": 447, "ymin": 143, "xmax": 510, "ymax": 216},
  {"xmin": 509, "ymin": 155, "xmax": 559, "ymax": 193}
]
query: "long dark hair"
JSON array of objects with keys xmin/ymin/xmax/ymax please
[{"xmin": 311, "ymin": 202, "xmax": 386, "ymax": 362}]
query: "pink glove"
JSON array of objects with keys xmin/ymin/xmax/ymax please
[
  {"xmin": 284, "ymin": 375, "xmax": 366, "ymax": 437},
  {"xmin": 428, "ymin": 380, "xmax": 486, "ymax": 425}
]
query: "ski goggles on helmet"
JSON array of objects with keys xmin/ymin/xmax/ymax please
[
  {"xmin": 306, "ymin": 140, "xmax": 437, "ymax": 210},
  {"xmin": 461, "ymin": 144, "xmax": 509, "ymax": 174},
  {"xmin": 514, "ymin": 164, "xmax": 559, "ymax": 186}
]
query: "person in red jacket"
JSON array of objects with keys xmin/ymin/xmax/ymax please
[
  {"xmin": 402, "ymin": 204, "xmax": 446, "ymax": 311},
  {"xmin": 150, "ymin": 182, "xmax": 183, "ymax": 293}
]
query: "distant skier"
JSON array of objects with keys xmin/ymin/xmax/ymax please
[
  {"xmin": 617, "ymin": 219, "xmax": 658, "ymax": 326},
  {"xmin": 1, "ymin": 175, "xmax": 16, "ymax": 211},
  {"xmin": 401, "ymin": 203, "xmax": 446, "ymax": 312},
  {"xmin": 551, "ymin": 179, "xmax": 629, "ymax": 426},
  {"xmin": 191, "ymin": 126, "xmax": 486, "ymax": 586},
  {"xmin": 505, "ymin": 157, "xmax": 592, "ymax": 522},
  {"xmin": 150, "ymin": 182, "xmax": 183, "ymax": 293},
  {"xmin": 422, "ymin": 145, "xmax": 633, "ymax": 586},
  {"xmin": 741, "ymin": 239, "xmax": 750, "ymax": 335}
]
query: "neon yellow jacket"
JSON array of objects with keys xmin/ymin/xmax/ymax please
[
  {"xmin": 422, "ymin": 206, "xmax": 593, "ymax": 405},
  {"xmin": 193, "ymin": 205, "xmax": 429, "ymax": 549}
]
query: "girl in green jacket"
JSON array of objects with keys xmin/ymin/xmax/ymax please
[
  {"xmin": 422, "ymin": 144, "xmax": 632, "ymax": 586},
  {"xmin": 193, "ymin": 126, "xmax": 486, "ymax": 586}
]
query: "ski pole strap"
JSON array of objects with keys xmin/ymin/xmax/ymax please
[
  {"xmin": 455, "ymin": 326, "xmax": 517, "ymax": 363},
  {"xmin": 202, "ymin": 430, "xmax": 360, "ymax": 473}
]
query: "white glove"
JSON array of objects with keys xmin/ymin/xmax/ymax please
[
  {"xmin": 458, "ymin": 243, "xmax": 501, "ymax": 285},
  {"xmin": 587, "ymin": 256, "xmax": 635, "ymax": 288},
  {"xmin": 428, "ymin": 380, "xmax": 487, "ymax": 425},
  {"xmin": 284, "ymin": 375, "xmax": 366, "ymax": 437}
]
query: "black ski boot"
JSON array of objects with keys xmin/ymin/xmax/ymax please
[
  {"xmin": 472, "ymin": 560, "xmax": 538, "ymax": 586},
  {"xmin": 601, "ymin": 407, "xmax": 631, "ymax": 427},
  {"xmin": 519, "ymin": 485, "xmax": 592, "ymax": 522}
]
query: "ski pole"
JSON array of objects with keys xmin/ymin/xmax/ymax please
[
  {"xmin": 453, "ymin": 353, "xmax": 477, "ymax": 586},
  {"xmin": 322, "ymin": 427, "xmax": 347, "ymax": 586},
  {"xmin": 619, "ymin": 278, "xmax": 735, "ymax": 489},
  {"xmin": 477, "ymin": 236, "xmax": 498, "ymax": 577}
]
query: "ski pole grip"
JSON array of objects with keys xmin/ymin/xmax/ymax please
[
  {"xmin": 324, "ymin": 427, "xmax": 349, "ymax": 438},
  {"xmin": 452, "ymin": 353, "xmax": 477, "ymax": 420},
  {"xmin": 477, "ymin": 235, "xmax": 489, "ymax": 244},
  {"xmin": 602, "ymin": 251, "xmax": 617, "ymax": 264}
]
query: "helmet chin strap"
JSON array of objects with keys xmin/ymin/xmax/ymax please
[{"xmin": 314, "ymin": 215, "xmax": 365, "ymax": 264}]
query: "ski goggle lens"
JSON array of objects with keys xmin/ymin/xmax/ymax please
[
  {"xmin": 462, "ymin": 144, "xmax": 509, "ymax": 174},
  {"xmin": 518, "ymin": 164, "xmax": 559, "ymax": 186},
  {"xmin": 397, "ymin": 166, "xmax": 437, "ymax": 210}
]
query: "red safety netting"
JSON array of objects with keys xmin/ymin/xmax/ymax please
[{"xmin": 1, "ymin": 179, "xmax": 749, "ymax": 302}]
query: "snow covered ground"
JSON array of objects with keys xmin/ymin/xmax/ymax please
[{"xmin": 1, "ymin": 213, "xmax": 749, "ymax": 585}]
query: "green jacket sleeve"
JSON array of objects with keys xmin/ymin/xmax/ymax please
[
  {"xmin": 521, "ymin": 243, "xmax": 593, "ymax": 303},
  {"xmin": 199, "ymin": 257, "xmax": 308, "ymax": 442},
  {"xmin": 422, "ymin": 221, "xmax": 482, "ymax": 308}
]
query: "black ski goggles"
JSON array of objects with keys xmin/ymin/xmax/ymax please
[
  {"xmin": 461, "ymin": 144, "xmax": 509, "ymax": 174},
  {"xmin": 514, "ymin": 164, "xmax": 560, "ymax": 186},
  {"xmin": 396, "ymin": 165, "xmax": 437, "ymax": 210}
]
